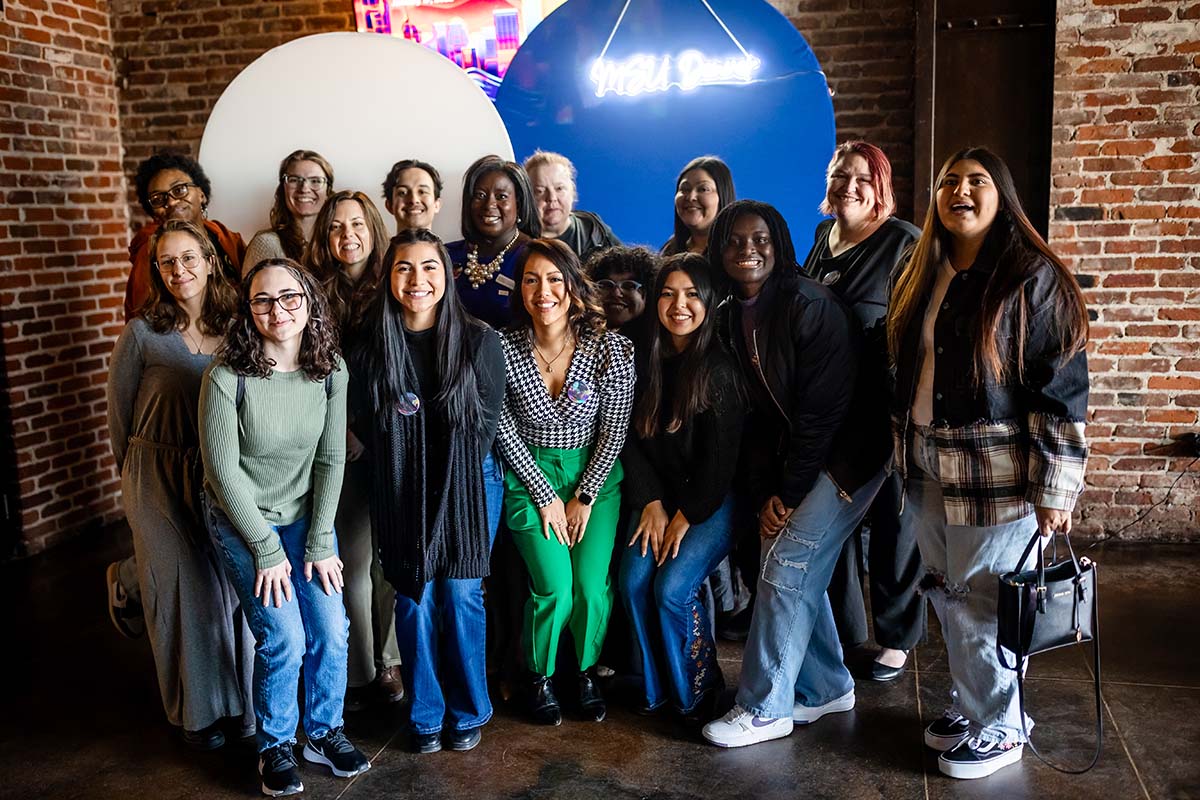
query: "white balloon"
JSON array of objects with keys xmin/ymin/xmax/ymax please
[{"xmin": 199, "ymin": 32, "xmax": 513, "ymax": 245}]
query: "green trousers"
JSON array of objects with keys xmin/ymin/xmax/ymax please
[{"xmin": 504, "ymin": 445, "xmax": 623, "ymax": 676}]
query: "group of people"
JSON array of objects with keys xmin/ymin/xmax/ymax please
[{"xmin": 104, "ymin": 139, "xmax": 1089, "ymax": 796}]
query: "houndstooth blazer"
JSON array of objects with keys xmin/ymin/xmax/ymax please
[{"xmin": 495, "ymin": 327, "xmax": 635, "ymax": 507}]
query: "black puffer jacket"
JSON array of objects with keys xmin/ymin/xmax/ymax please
[{"xmin": 723, "ymin": 273, "xmax": 889, "ymax": 509}]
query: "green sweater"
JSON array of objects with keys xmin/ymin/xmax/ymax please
[{"xmin": 199, "ymin": 359, "xmax": 348, "ymax": 570}]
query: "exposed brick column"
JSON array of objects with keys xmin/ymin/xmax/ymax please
[
  {"xmin": 1, "ymin": 0, "xmax": 128, "ymax": 553},
  {"xmin": 1052, "ymin": 0, "xmax": 1199, "ymax": 539}
]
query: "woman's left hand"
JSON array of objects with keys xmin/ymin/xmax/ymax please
[
  {"xmin": 346, "ymin": 430, "xmax": 366, "ymax": 463},
  {"xmin": 657, "ymin": 511, "xmax": 691, "ymax": 566},
  {"xmin": 565, "ymin": 497, "xmax": 594, "ymax": 547},
  {"xmin": 1035, "ymin": 506, "xmax": 1073, "ymax": 538},
  {"xmin": 304, "ymin": 555, "xmax": 345, "ymax": 596}
]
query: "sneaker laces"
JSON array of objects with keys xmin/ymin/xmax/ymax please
[
  {"xmin": 963, "ymin": 736, "xmax": 1018, "ymax": 755},
  {"xmin": 262, "ymin": 744, "xmax": 298, "ymax": 771},
  {"xmin": 316, "ymin": 727, "xmax": 355, "ymax": 754}
]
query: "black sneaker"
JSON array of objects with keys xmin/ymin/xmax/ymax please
[
  {"xmin": 924, "ymin": 712, "xmax": 971, "ymax": 751},
  {"xmin": 258, "ymin": 744, "xmax": 303, "ymax": 797},
  {"xmin": 444, "ymin": 727, "xmax": 482, "ymax": 752},
  {"xmin": 302, "ymin": 727, "xmax": 371, "ymax": 778},
  {"xmin": 938, "ymin": 737, "xmax": 1023, "ymax": 780}
]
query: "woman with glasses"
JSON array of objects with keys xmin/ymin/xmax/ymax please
[
  {"xmin": 661, "ymin": 156, "xmax": 735, "ymax": 257},
  {"xmin": 107, "ymin": 219, "xmax": 251, "ymax": 751},
  {"xmin": 800, "ymin": 141, "xmax": 925, "ymax": 682},
  {"xmin": 201, "ymin": 258, "xmax": 370, "ymax": 797},
  {"xmin": 351, "ymin": 228, "xmax": 506, "ymax": 754},
  {"xmin": 619, "ymin": 253, "xmax": 745, "ymax": 722},
  {"xmin": 122, "ymin": 151, "xmax": 245, "ymax": 322},
  {"xmin": 495, "ymin": 239, "xmax": 635, "ymax": 726},
  {"xmin": 448, "ymin": 155, "xmax": 542, "ymax": 328},
  {"xmin": 307, "ymin": 189, "xmax": 405, "ymax": 711},
  {"xmin": 585, "ymin": 246, "xmax": 657, "ymax": 336},
  {"xmin": 243, "ymin": 150, "xmax": 334, "ymax": 275}
]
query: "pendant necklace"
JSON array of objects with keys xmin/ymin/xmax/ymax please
[
  {"xmin": 533, "ymin": 334, "xmax": 571, "ymax": 374},
  {"xmin": 183, "ymin": 327, "xmax": 209, "ymax": 355},
  {"xmin": 465, "ymin": 231, "xmax": 520, "ymax": 289}
]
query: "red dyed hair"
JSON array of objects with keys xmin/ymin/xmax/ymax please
[{"xmin": 818, "ymin": 140, "xmax": 896, "ymax": 220}]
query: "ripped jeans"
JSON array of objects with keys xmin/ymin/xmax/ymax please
[
  {"xmin": 906, "ymin": 425, "xmax": 1035, "ymax": 743},
  {"xmin": 736, "ymin": 469, "xmax": 887, "ymax": 719}
]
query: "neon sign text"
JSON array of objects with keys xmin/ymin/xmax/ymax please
[{"xmin": 589, "ymin": 50, "xmax": 761, "ymax": 98}]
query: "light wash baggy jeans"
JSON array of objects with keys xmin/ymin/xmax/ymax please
[
  {"xmin": 736, "ymin": 469, "xmax": 888, "ymax": 719},
  {"xmin": 905, "ymin": 425, "xmax": 1035, "ymax": 744}
]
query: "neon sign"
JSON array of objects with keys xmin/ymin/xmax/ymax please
[{"xmin": 589, "ymin": 49, "xmax": 761, "ymax": 97}]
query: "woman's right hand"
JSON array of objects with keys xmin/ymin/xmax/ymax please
[
  {"xmin": 629, "ymin": 500, "xmax": 669, "ymax": 559},
  {"xmin": 254, "ymin": 560, "xmax": 293, "ymax": 608},
  {"xmin": 538, "ymin": 497, "xmax": 570, "ymax": 546}
]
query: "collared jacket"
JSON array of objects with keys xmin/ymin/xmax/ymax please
[
  {"xmin": 890, "ymin": 248, "xmax": 1089, "ymax": 527},
  {"xmin": 722, "ymin": 274, "xmax": 887, "ymax": 510}
]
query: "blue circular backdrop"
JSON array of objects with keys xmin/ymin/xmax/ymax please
[{"xmin": 495, "ymin": 0, "xmax": 835, "ymax": 250}]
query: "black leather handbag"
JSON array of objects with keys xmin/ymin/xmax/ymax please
[{"xmin": 997, "ymin": 530, "xmax": 1102, "ymax": 773}]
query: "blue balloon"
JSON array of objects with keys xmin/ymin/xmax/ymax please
[{"xmin": 496, "ymin": 0, "xmax": 835, "ymax": 249}]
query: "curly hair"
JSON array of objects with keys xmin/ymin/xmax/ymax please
[
  {"xmin": 585, "ymin": 245, "xmax": 659, "ymax": 286},
  {"xmin": 508, "ymin": 238, "xmax": 606, "ymax": 340},
  {"xmin": 219, "ymin": 258, "xmax": 340, "ymax": 381},
  {"xmin": 270, "ymin": 149, "xmax": 334, "ymax": 262},
  {"xmin": 135, "ymin": 151, "xmax": 212, "ymax": 218},
  {"xmin": 305, "ymin": 190, "xmax": 390, "ymax": 335},
  {"xmin": 141, "ymin": 220, "xmax": 238, "ymax": 336}
]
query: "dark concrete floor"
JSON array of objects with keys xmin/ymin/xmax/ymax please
[{"xmin": 4, "ymin": 525, "xmax": 1199, "ymax": 800}]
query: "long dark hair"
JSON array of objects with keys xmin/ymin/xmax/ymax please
[
  {"xmin": 142, "ymin": 219, "xmax": 238, "ymax": 336},
  {"xmin": 508, "ymin": 238, "xmax": 606, "ymax": 340},
  {"xmin": 306, "ymin": 190, "xmax": 390, "ymax": 333},
  {"xmin": 636, "ymin": 253, "xmax": 736, "ymax": 438},
  {"xmin": 888, "ymin": 146, "xmax": 1089, "ymax": 384},
  {"xmin": 270, "ymin": 149, "xmax": 334, "ymax": 261},
  {"xmin": 220, "ymin": 258, "xmax": 339, "ymax": 381},
  {"xmin": 705, "ymin": 199, "xmax": 801, "ymax": 296},
  {"xmin": 664, "ymin": 155, "xmax": 736, "ymax": 255},
  {"xmin": 354, "ymin": 228, "xmax": 488, "ymax": 431},
  {"xmin": 459, "ymin": 155, "xmax": 542, "ymax": 242}
]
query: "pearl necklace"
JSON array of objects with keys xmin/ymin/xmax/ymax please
[{"xmin": 464, "ymin": 231, "xmax": 519, "ymax": 289}]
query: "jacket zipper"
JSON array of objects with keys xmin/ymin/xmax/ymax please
[{"xmin": 751, "ymin": 328, "xmax": 851, "ymax": 503}]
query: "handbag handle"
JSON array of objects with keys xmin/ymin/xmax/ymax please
[{"xmin": 1014, "ymin": 529, "xmax": 1084, "ymax": 612}]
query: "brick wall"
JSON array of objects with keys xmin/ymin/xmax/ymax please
[
  {"xmin": 1, "ymin": 0, "xmax": 128, "ymax": 554},
  {"xmin": 110, "ymin": 0, "xmax": 354, "ymax": 229},
  {"xmin": 1051, "ymin": 0, "xmax": 1199, "ymax": 540},
  {"xmin": 769, "ymin": 0, "xmax": 917, "ymax": 221}
]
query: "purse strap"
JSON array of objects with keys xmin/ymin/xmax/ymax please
[{"xmin": 1013, "ymin": 557, "xmax": 1103, "ymax": 774}]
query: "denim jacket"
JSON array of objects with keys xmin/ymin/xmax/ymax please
[{"xmin": 890, "ymin": 252, "xmax": 1089, "ymax": 527}]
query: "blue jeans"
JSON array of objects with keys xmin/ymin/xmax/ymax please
[
  {"xmin": 394, "ymin": 452, "xmax": 503, "ymax": 734},
  {"xmin": 736, "ymin": 469, "xmax": 887, "ymax": 719},
  {"xmin": 905, "ymin": 426, "xmax": 1035, "ymax": 744},
  {"xmin": 620, "ymin": 495, "xmax": 736, "ymax": 713},
  {"xmin": 208, "ymin": 506, "xmax": 349, "ymax": 752}
]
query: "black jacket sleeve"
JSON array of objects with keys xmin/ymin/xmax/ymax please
[
  {"xmin": 476, "ymin": 329, "xmax": 507, "ymax": 461},
  {"xmin": 778, "ymin": 296, "xmax": 858, "ymax": 508},
  {"xmin": 677, "ymin": 362, "xmax": 745, "ymax": 524}
]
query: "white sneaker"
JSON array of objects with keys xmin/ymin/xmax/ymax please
[
  {"xmin": 701, "ymin": 705, "xmax": 793, "ymax": 748},
  {"xmin": 938, "ymin": 736, "xmax": 1024, "ymax": 779},
  {"xmin": 792, "ymin": 688, "xmax": 855, "ymax": 724}
]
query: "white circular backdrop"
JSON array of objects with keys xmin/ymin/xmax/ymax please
[{"xmin": 199, "ymin": 32, "xmax": 513, "ymax": 245}]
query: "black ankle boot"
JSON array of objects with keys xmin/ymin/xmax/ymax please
[
  {"xmin": 528, "ymin": 673, "xmax": 562, "ymax": 726},
  {"xmin": 578, "ymin": 669, "xmax": 607, "ymax": 722}
]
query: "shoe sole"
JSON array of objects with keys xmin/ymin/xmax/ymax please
[
  {"xmin": 938, "ymin": 745, "xmax": 1023, "ymax": 779},
  {"xmin": 870, "ymin": 666, "xmax": 906, "ymax": 682},
  {"xmin": 924, "ymin": 729, "xmax": 970, "ymax": 751},
  {"xmin": 302, "ymin": 744, "xmax": 371, "ymax": 778},
  {"xmin": 445, "ymin": 734, "xmax": 481, "ymax": 752},
  {"xmin": 260, "ymin": 781, "xmax": 303, "ymax": 797},
  {"xmin": 793, "ymin": 692, "xmax": 855, "ymax": 724},
  {"xmin": 702, "ymin": 723, "xmax": 793, "ymax": 748}
]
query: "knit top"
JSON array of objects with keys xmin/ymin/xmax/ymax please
[
  {"xmin": 199, "ymin": 358, "xmax": 348, "ymax": 570},
  {"xmin": 495, "ymin": 328, "xmax": 635, "ymax": 507}
]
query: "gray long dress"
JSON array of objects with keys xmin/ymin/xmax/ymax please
[{"xmin": 107, "ymin": 318, "xmax": 254, "ymax": 732}]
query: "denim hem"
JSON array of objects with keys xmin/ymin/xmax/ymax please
[
  {"xmin": 450, "ymin": 711, "xmax": 493, "ymax": 733},
  {"xmin": 257, "ymin": 736, "xmax": 297, "ymax": 753}
]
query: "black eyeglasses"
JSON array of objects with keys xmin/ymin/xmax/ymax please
[
  {"xmin": 596, "ymin": 279, "xmax": 643, "ymax": 294},
  {"xmin": 283, "ymin": 175, "xmax": 329, "ymax": 189},
  {"xmin": 148, "ymin": 182, "xmax": 198, "ymax": 209},
  {"xmin": 249, "ymin": 292, "xmax": 306, "ymax": 315}
]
